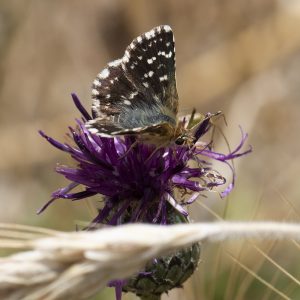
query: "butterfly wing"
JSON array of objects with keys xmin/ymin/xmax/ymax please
[{"xmin": 85, "ymin": 25, "xmax": 178, "ymax": 140}]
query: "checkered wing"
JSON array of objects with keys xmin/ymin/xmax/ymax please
[{"xmin": 85, "ymin": 25, "xmax": 178, "ymax": 140}]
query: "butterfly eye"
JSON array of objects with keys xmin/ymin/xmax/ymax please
[{"xmin": 175, "ymin": 137, "xmax": 185, "ymax": 145}]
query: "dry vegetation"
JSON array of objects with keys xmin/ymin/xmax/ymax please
[{"xmin": 1, "ymin": 222, "xmax": 300, "ymax": 300}]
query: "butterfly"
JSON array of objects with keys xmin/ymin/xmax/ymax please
[{"xmin": 85, "ymin": 25, "xmax": 219, "ymax": 146}]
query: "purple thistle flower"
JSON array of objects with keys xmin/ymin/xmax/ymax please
[
  {"xmin": 39, "ymin": 94, "xmax": 251, "ymax": 227},
  {"xmin": 38, "ymin": 24, "xmax": 252, "ymax": 300}
]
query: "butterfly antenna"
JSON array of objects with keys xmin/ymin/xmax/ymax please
[{"xmin": 187, "ymin": 108, "xmax": 197, "ymax": 128}]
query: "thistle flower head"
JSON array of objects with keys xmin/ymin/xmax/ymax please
[
  {"xmin": 39, "ymin": 94, "xmax": 251, "ymax": 227},
  {"xmin": 39, "ymin": 94, "xmax": 251, "ymax": 300}
]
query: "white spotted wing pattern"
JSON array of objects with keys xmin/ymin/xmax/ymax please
[{"xmin": 86, "ymin": 25, "xmax": 180, "ymax": 143}]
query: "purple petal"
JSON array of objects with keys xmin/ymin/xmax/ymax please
[
  {"xmin": 39, "ymin": 130, "xmax": 70, "ymax": 152},
  {"xmin": 166, "ymin": 193, "xmax": 188, "ymax": 216},
  {"xmin": 109, "ymin": 199, "xmax": 132, "ymax": 225},
  {"xmin": 198, "ymin": 128, "xmax": 252, "ymax": 161},
  {"xmin": 221, "ymin": 183, "xmax": 234, "ymax": 197},
  {"xmin": 36, "ymin": 197, "xmax": 57, "ymax": 215},
  {"xmin": 37, "ymin": 182, "xmax": 79, "ymax": 214},
  {"xmin": 193, "ymin": 112, "xmax": 215, "ymax": 141},
  {"xmin": 185, "ymin": 192, "xmax": 200, "ymax": 205},
  {"xmin": 152, "ymin": 195, "xmax": 166, "ymax": 223},
  {"xmin": 108, "ymin": 280, "xmax": 127, "ymax": 300},
  {"xmin": 220, "ymin": 161, "xmax": 236, "ymax": 197},
  {"xmin": 71, "ymin": 93, "xmax": 92, "ymax": 121},
  {"xmin": 87, "ymin": 202, "xmax": 113, "ymax": 229}
]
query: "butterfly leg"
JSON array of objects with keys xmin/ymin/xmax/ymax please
[
  {"xmin": 118, "ymin": 140, "xmax": 139, "ymax": 159},
  {"xmin": 144, "ymin": 141, "xmax": 171, "ymax": 163}
]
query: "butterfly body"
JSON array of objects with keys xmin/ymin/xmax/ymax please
[{"xmin": 86, "ymin": 25, "xmax": 217, "ymax": 146}]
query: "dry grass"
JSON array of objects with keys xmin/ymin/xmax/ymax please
[{"xmin": 0, "ymin": 221, "xmax": 300, "ymax": 300}]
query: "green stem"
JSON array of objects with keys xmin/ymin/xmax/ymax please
[{"xmin": 139, "ymin": 295, "xmax": 161, "ymax": 300}]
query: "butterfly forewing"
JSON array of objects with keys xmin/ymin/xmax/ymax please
[
  {"xmin": 86, "ymin": 25, "xmax": 178, "ymax": 140},
  {"xmin": 123, "ymin": 25, "xmax": 178, "ymax": 114}
]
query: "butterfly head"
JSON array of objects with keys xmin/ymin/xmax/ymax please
[
  {"xmin": 174, "ymin": 131, "xmax": 195, "ymax": 146},
  {"xmin": 174, "ymin": 111, "xmax": 222, "ymax": 147}
]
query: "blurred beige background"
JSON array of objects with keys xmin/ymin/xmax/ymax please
[{"xmin": 1, "ymin": 1, "xmax": 300, "ymax": 299}]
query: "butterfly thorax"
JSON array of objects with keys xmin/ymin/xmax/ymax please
[{"xmin": 135, "ymin": 120, "xmax": 195, "ymax": 147}]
